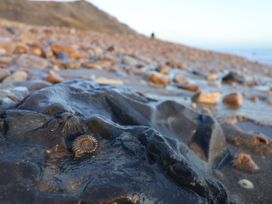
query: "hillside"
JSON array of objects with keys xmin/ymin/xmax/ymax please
[{"xmin": 0, "ymin": 0, "xmax": 136, "ymax": 34}]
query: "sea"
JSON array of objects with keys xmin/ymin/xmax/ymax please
[{"xmin": 212, "ymin": 48, "xmax": 272, "ymax": 65}]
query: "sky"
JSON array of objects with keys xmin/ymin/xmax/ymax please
[{"xmin": 87, "ymin": 0, "xmax": 272, "ymax": 49}]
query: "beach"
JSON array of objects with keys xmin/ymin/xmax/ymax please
[{"xmin": 0, "ymin": 19, "xmax": 272, "ymax": 203}]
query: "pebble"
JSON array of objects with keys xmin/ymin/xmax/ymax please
[
  {"xmin": 47, "ymin": 70, "xmax": 63, "ymax": 84},
  {"xmin": 42, "ymin": 47, "xmax": 54, "ymax": 58},
  {"xmin": 250, "ymin": 96, "xmax": 259, "ymax": 103},
  {"xmin": 156, "ymin": 65, "xmax": 171, "ymax": 75},
  {"xmin": 194, "ymin": 92, "xmax": 221, "ymax": 105},
  {"xmin": 223, "ymin": 93, "xmax": 243, "ymax": 107},
  {"xmin": 0, "ymin": 69, "xmax": 10, "ymax": 81},
  {"xmin": 166, "ymin": 60, "xmax": 187, "ymax": 70},
  {"xmin": 150, "ymin": 73, "xmax": 170, "ymax": 87},
  {"xmin": 192, "ymin": 103, "xmax": 197, "ymax": 109},
  {"xmin": 238, "ymin": 179, "xmax": 254, "ymax": 189},
  {"xmin": 0, "ymin": 38, "xmax": 15, "ymax": 54},
  {"xmin": 206, "ymin": 73, "xmax": 218, "ymax": 81},
  {"xmin": 177, "ymin": 84, "xmax": 200, "ymax": 92},
  {"xmin": 3, "ymin": 71, "xmax": 28, "ymax": 84},
  {"xmin": 51, "ymin": 44, "xmax": 81, "ymax": 59},
  {"xmin": 174, "ymin": 76, "xmax": 189, "ymax": 84},
  {"xmin": 122, "ymin": 56, "xmax": 139, "ymax": 66},
  {"xmin": 233, "ymin": 153, "xmax": 259, "ymax": 173},
  {"xmin": 95, "ymin": 78, "xmax": 124, "ymax": 85},
  {"xmin": 0, "ymin": 48, "xmax": 6, "ymax": 55},
  {"xmin": 222, "ymin": 71, "xmax": 244, "ymax": 84},
  {"xmin": 30, "ymin": 43, "xmax": 43, "ymax": 57},
  {"xmin": 16, "ymin": 54, "xmax": 49, "ymax": 69},
  {"xmin": 0, "ymin": 56, "xmax": 13, "ymax": 66},
  {"xmin": 14, "ymin": 43, "xmax": 29, "ymax": 54}
]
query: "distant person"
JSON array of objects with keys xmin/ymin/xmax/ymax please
[{"xmin": 151, "ymin": 32, "xmax": 155, "ymax": 39}]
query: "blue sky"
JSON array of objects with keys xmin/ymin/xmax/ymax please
[{"xmin": 88, "ymin": 0, "xmax": 272, "ymax": 49}]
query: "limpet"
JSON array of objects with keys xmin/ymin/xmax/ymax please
[{"xmin": 72, "ymin": 135, "xmax": 98, "ymax": 158}]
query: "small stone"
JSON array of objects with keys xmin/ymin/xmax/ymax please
[
  {"xmin": 238, "ymin": 179, "xmax": 254, "ymax": 189},
  {"xmin": 192, "ymin": 103, "xmax": 197, "ymax": 109},
  {"xmin": 18, "ymin": 80, "xmax": 51, "ymax": 92},
  {"xmin": 194, "ymin": 92, "xmax": 221, "ymax": 105},
  {"xmin": 177, "ymin": 85, "xmax": 201, "ymax": 92},
  {"xmin": 223, "ymin": 93, "xmax": 243, "ymax": 107},
  {"xmin": 122, "ymin": 56, "xmax": 139, "ymax": 66},
  {"xmin": 166, "ymin": 60, "xmax": 187, "ymax": 70},
  {"xmin": 0, "ymin": 56, "xmax": 13, "ymax": 65},
  {"xmin": 233, "ymin": 153, "xmax": 259, "ymax": 173},
  {"xmin": 107, "ymin": 46, "xmax": 115, "ymax": 52},
  {"xmin": 156, "ymin": 65, "xmax": 171, "ymax": 75},
  {"xmin": 16, "ymin": 54, "xmax": 49, "ymax": 69},
  {"xmin": 0, "ymin": 48, "xmax": 6, "ymax": 55},
  {"xmin": 14, "ymin": 43, "xmax": 29, "ymax": 54},
  {"xmin": 250, "ymin": 96, "xmax": 259, "ymax": 103},
  {"xmin": 95, "ymin": 78, "xmax": 124, "ymax": 85},
  {"xmin": 92, "ymin": 47, "xmax": 104, "ymax": 56},
  {"xmin": 206, "ymin": 73, "xmax": 218, "ymax": 81},
  {"xmin": 30, "ymin": 43, "xmax": 43, "ymax": 57},
  {"xmin": 82, "ymin": 63, "xmax": 102, "ymax": 70},
  {"xmin": 253, "ymin": 134, "xmax": 270, "ymax": 145},
  {"xmin": 56, "ymin": 53, "xmax": 70, "ymax": 61},
  {"xmin": 65, "ymin": 61, "xmax": 81, "ymax": 69},
  {"xmin": 42, "ymin": 47, "xmax": 54, "ymax": 58},
  {"xmin": 51, "ymin": 44, "xmax": 81, "ymax": 59},
  {"xmin": 0, "ymin": 69, "xmax": 10, "ymax": 81},
  {"xmin": 3, "ymin": 71, "xmax": 28, "ymax": 84},
  {"xmin": 150, "ymin": 73, "xmax": 170, "ymax": 87},
  {"xmin": 174, "ymin": 76, "xmax": 189, "ymax": 84},
  {"xmin": 47, "ymin": 71, "xmax": 63, "ymax": 84},
  {"xmin": 222, "ymin": 71, "xmax": 244, "ymax": 84},
  {"xmin": 0, "ymin": 39, "xmax": 15, "ymax": 54},
  {"xmin": 6, "ymin": 27, "xmax": 16, "ymax": 35}
]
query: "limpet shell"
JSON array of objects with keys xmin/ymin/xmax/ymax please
[
  {"xmin": 72, "ymin": 135, "xmax": 98, "ymax": 158},
  {"xmin": 238, "ymin": 179, "xmax": 254, "ymax": 189}
]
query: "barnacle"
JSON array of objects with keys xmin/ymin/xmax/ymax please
[{"xmin": 72, "ymin": 135, "xmax": 98, "ymax": 158}]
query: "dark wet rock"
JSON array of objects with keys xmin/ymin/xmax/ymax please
[
  {"xmin": 222, "ymin": 71, "xmax": 245, "ymax": 84},
  {"xmin": 0, "ymin": 80, "xmax": 229, "ymax": 203},
  {"xmin": 0, "ymin": 86, "xmax": 29, "ymax": 109}
]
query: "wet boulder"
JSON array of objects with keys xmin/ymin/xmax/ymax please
[{"xmin": 0, "ymin": 80, "xmax": 229, "ymax": 203}]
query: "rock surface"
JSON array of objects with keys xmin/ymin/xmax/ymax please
[{"xmin": 0, "ymin": 80, "xmax": 229, "ymax": 203}]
